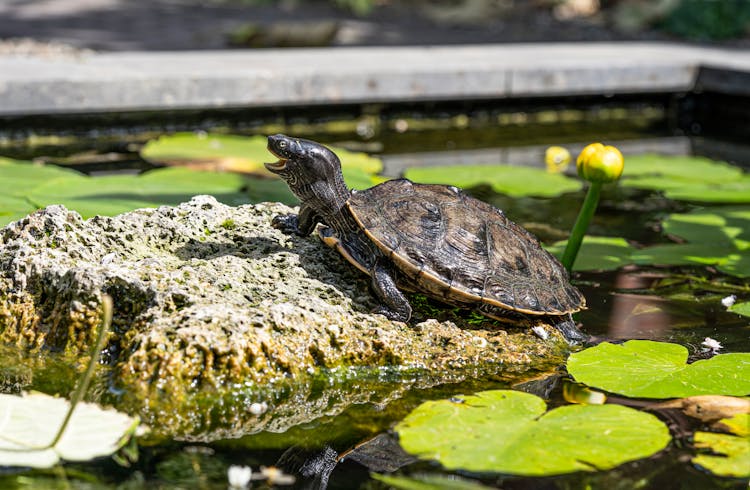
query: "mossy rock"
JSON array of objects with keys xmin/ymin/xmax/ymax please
[{"xmin": 0, "ymin": 197, "xmax": 569, "ymax": 439}]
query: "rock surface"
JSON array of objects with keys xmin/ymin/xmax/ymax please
[{"xmin": 0, "ymin": 196, "xmax": 568, "ymax": 438}]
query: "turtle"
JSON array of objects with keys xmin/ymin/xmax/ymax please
[{"xmin": 264, "ymin": 134, "xmax": 587, "ymax": 342}]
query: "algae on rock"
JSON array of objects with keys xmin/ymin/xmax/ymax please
[{"xmin": 0, "ymin": 196, "xmax": 569, "ymax": 439}]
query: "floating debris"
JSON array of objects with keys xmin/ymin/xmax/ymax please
[
  {"xmin": 227, "ymin": 465, "xmax": 252, "ymax": 490},
  {"xmin": 721, "ymin": 295, "xmax": 737, "ymax": 308},
  {"xmin": 701, "ymin": 337, "xmax": 723, "ymax": 354}
]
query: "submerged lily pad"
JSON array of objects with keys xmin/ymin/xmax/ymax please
[
  {"xmin": 395, "ymin": 390, "xmax": 670, "ymax": 476},
  {"xmin": 544, "ymin": 206, "xmax": 750, "ymax": 276},
  {"xmin": 141, "ymin": 132, "xmax": 383, "ymax": 189},
  {"xmin": 631, "ymin": 206, "xmax": 750, "ymax": 277},
  {"xmin": 403, "ymin": 165, "xmax": 581, "ymax": 198},
  {"xmin": 0, "ymin": 392, "xmax": 139, "ymax": 468},
  {"xmin": 693, "ymin": 414, "xmax": 750, "ymax": 478},
  {"xmin": 567, "ymin": 340, "xmax": 750, "ymax": 398},
  {"xmin": 547, "ymin": 236, "xmax": 635, "ymax": 271},
  {"xmin": 660, "ymin": 207, "xmax": 750, "ymax": 246}
]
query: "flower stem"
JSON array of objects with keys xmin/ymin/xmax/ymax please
[
  {"xmin": 47, "ymin": 295, "xmax": 112, "ymax": 449},
  {"xmin": 561, "ymin": 182, "xmax": 602, "ymax": 273}
]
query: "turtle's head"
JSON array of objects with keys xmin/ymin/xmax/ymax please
[{"xmin": 265, "ymin": 134, "xmax": 348, "ymax": 201}]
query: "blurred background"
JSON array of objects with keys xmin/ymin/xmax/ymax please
[{"xmin": 1, "ymin": 0, "xmax": 749, "ymax": 52}]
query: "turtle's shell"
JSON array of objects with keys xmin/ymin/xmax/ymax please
[{"xmin": 347, "ymin": 179, "xmax": 584, "ymax": 315}]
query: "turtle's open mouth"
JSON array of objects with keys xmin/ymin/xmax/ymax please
[
  {"xmin": 265, "ymin": 146, "xmax": 288, "ymax": 171},
  {"xmin": 264, "ymin": 158, "xmax": 287, "ymax": 171}
]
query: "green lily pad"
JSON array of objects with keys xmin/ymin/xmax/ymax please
[
  {"xmin": 567, "ymin": 340, "xmax": 750, "ymax": 398},
  {"xmin": 664, "ymin": 180, "xmax": 750, "ymax": 204},
  {"xmin": 621, "ymin": 155, "xmax": 750, "ymax": 203},
  {"xmin": 26, "ymin": 167, "xmax": 252, "ymax": 216},
  {"xmin": 395, "ymin": 390, "xmax": 670, "ymax": 476},
  {"xmin": 0, "ymin": 158, "xmax": 286, "ymax": 227},
  {"xmin": 0, "ymin": 194, "xmax": 36, "ymax": 224},
  {"xmin": 0, "ymin": 392, "xmax": 139, "ymax": 468},
  {"xmin": 729, "ymin": 301, "xmax": 750, "ymax": 318},
  {"xmin": 623, "ymin": 155, "xmax": 742, "ymax": 182},
  {"xmin": 547, "ymin": 236, "xmax": 634, "ymax": 271},
  {"xmin": 693, "ymin": 430, "xmax": 750, "ymax": 478},
  {"xmin": 716, "ymin": 254, "xmax": 750, "ymax": 278},
  {"xmin": 370, "ymin": 473, "xmax": 492, "ymax": 490},
  {"xmin": 372, "ymin": 473, "xmax": 493, "ymax": 490},
  {"xmin": 662, "ymin": 206, "xmax": 750, "ymax": 248},
  {"xmin": 626, "ymin": 206, "xmax": 750, "ymax": 277},
  {"xmin": 718, "ymin": 413, "xmax": 750, "ymax": 437},
  {"xmin": 631, "ymin": 243, "xmax": 733, "ymax": 267},
  {"xmin": 403, "ymin": 165, "xmax": 581, "ymax": 198},
  {"xmin": 141, "ymin": 132, "xmax": 271, "ymax": 173},
  {"xmin": 692, "ymin": 413, "xmax": 750, "ymax": 477},
  {"xmin": 141, "ymin": 132, "xmax": 382, "ymax": 190}
]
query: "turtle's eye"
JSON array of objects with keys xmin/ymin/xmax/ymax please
[{"xmin": 279, "ymin": 141, "xmax": 287, "ymax": 149}]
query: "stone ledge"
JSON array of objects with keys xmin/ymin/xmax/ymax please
[{"xmin": 0, "ymin": 43, "xmax": 747, "ymax": 116}]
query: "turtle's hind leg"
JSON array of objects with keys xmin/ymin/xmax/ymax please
[{"xmin": 551, "ymin": 314, "xmax": 590, "ymax": 344}]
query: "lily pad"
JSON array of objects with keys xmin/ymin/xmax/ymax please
[
  {"xmin": 25, "ymin": 167, "xmax": 253, "ymax": 216},
  {"xmin": 0, "ymin": 158, "xmax": 284, "ymax": 227},
  {"xmin": 395, "ymin": 390, "xmax": 670, "ymax": 476},
  {"xmin": 567, "ymin": 340, "xmax": 750, "ymax": 398},
  {"xmin": 141, "ymin": 132, "xmax": 271, "ymax": 174},
  {"xmin": 728, "ymin": 301, "xmax": 750, "ymax": 317},
  {"xmin": 372, "ymin": 473, "xmax": 493, "ymax": 490},
  {"xmin": 631, "ymin": 243, "xmax": 733, "ymax": 268},
  {"xmin": 662, "ymin": 206, "xmax": 750, "ymax": 248},
  {"xmin": 716, "ymin": 413, "xmax": 750, "ymax": 437},
  {"xmin": 626, "ymin": 207, "xmax": 750, "ymax": 277},
  {"xmin": 547, "ymin": 236, "xmax": 634, "ymax": 271},
  {"xmin": 544, "ymin": 207, "xmax": 750, "ymax": 276},
  {"xmin": 140, "ymin": 132, "xmax": 382, "ymax": 189},
  {"xmin": 693, "ymin": 420, "xmax": 750, "ymax": 478},
  {"xmin": 621, "ymin": 155, "xmax": 750, "ymax": 203},
  {"xmin": 665, "ymin": 180, "xmax": 750, "ymax": 203},
  {"xmin": 0, "ymin": 392, "xmax": 139, "ymax": 468},
  {"xmin": 403, "ymin": 165, "xmax": 581, "ymax": 198}
]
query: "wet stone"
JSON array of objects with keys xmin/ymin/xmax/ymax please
[{"xmin": 0, "ymin": 196, "xmax": 568, "ymax": 439}]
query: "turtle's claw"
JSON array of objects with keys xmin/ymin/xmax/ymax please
[
  {"xmin": 372, "ymin": 306, "xmax": 410, "ymax": 323},
  {"xmin": 272, "ymin": 214, "xmax": 300, "ymax": 235}
]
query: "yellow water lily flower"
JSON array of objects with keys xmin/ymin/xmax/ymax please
[
  {"xmin": 545, "ymin": 146, "xmax": 571, "ymax": 173},
  {"xmin": 576, "ymin": 143, "xmax": 624, "ymax": 183}
]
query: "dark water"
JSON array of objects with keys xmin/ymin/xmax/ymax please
[{"xmin": 1, "ymin": 97, "xmax": 749, "ymax": 489}]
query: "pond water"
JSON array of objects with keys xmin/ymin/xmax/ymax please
[{"xmin": 1, "ymin": 95, "xmax": 749, "ymax": 489}]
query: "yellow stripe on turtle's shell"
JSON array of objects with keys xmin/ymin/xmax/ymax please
[{"xmin": 347, "ymin": 198, "xmax": 583, "ymax": 317}]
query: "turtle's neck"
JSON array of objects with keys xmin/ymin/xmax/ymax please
[{"xmin": 292, "ymin": 172, "xmax": 359, "ymax": 234}]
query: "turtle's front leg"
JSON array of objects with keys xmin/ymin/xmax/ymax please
[
  {"xmin": 371, "ymin": 259, "xmax": 412, "ymax": 322},
  {"xmin": 272, "ymin": 205, "xmax": 319, "ymax": 236}
]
